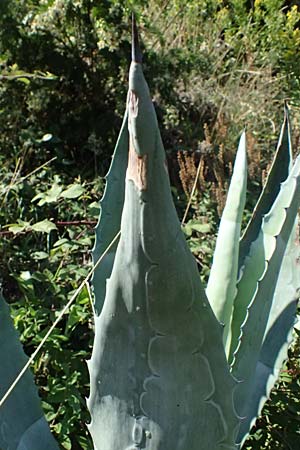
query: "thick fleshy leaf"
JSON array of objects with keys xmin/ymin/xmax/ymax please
[
  {"xmin": 206, "ymin": 132, "xmax": 247, "ymax": 354},
  {"xmin": 229, "ymin": 113, "xmax": 293, "ymax": 362},
  {"xmin": 237, "ymin": 221, "xmax": 300, "ymax": 444},
  {"xmin": 88, "ymin": 20, "xmax": 239, "ymax": 450},
  {"xmin": 230, "ymin": 156, "xmax": 300, "ymax": 431},
  {"xmin": 92, "ymin": 111, "xmax": 128, "ymax": 315},
  {"xmin": 238, "ymin": 106, "xmax": 292, "ymax": 270},
  {"xmin": 0, "ymin": 292, "xmax": 59, "ymax": 450}
]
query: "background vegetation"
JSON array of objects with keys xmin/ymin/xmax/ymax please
[{"xmin": 0, "ymin": 0, "xmax": 300, "ymax": 448}]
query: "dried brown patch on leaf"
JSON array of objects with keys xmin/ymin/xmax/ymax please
[{"xmin": 127, "ymin": 138, "xmax": 148, "ymax": 190}]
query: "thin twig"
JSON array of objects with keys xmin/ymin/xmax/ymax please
[
  {"xmin": 56, "ymin": 220, "xmax": 97, "ymax": 227},
  {"xmin": 0, "ymin": 231, "xmax": 16, "ymax": 237},
  {"xmin": 0, "ymin": 230, "xmax": 121, "ymax": 409},
  {"xmin": 19, "ymin": 157, "xmax": 57, "ymax": 184},
  {"xmin": 0, "ymin": 74, "xmax": 57, "ymax": 81}
]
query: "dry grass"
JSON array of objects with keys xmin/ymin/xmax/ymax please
[{"xmin": 140, "ymin": 0, "xmax": 297, "ymax": 211}]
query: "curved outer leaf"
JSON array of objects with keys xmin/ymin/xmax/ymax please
[
  {"xmin": 238, "ymin": 106, "xmax": 292, "ymax": 270},
  {"xmin": 229, "ymin": 156, "xmax": 300, "ymax": 439},
  {"xmin": 206, "ymin": 132, "xmax": 247, "ymax": 355},
  {"xmin": 92, "ymin": 111, "xmax": 129, "ymax": 315},
  {"xmin": 237, "ymin": 220, "xmax": 300, "ymax": 445},
  {"xmin": 0, "ymin": 292, "xmax": 59, "ymax": 450},
  {"xmin": 229, "ymin": 113, "xmax": 293, "ymax": 363},
  {"xmin": 88, "ymin": 31, "xmax": 239, "ymax": 450}
]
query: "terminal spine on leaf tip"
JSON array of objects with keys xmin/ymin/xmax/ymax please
[{"xmin": 132, "ymin": 13, "xmax": 142, "ymax": 64}]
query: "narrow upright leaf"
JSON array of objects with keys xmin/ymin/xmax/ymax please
[
  {"xmin": 229, "ymin": 112, "xmax": 293, "ymax": 362},
  {"xmin": 238, "ymin": 106, "xmax": 292, "ymax": 270},
  {"xmin": 230, "ymin": 156, "xmax": 300, "ymax": 431},
  {"xmin": 206, "ymin": 132, "xmax": 247, "ymax": 354}
]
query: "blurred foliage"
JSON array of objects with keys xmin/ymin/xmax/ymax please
[
  {"xmin": 244, "ymin": 333, "xmax": 300, "ymax": 449},
  {"xmin": 0, "ymin": 0, "xmax": 300, "ymax": 448}
]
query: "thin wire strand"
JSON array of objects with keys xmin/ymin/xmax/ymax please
[
  {"xmin": 181, "ymin": 160, "xmax": 202, "ymax": 226},
  {"xmin": 0, "ymin": 230, "xmax": 121, "ymax": 409}
]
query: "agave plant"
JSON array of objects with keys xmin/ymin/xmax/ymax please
[
  {"xmin": 206, "ymin": 107, "xmax": 300, "ymax": 444},
  {"xmin": 88, "ymin": 18, "xmax": 300, "ymax": 449},
  {"xmin": 0, "ymin": 17, "xmax": 299, "ymax": 450}
]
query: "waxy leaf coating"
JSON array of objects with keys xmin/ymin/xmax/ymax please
[{"xmin": 88, "ymin": 52, "xmax": 239, "ymax": 450}]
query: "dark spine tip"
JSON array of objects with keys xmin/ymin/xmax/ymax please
[
  {"xmin": 284, "ymin": 99, "xmax": 289, "ymax": 117},
  {"xmin": 283, "ymin": 101, "xmax": 290, "ymax": 130},
  {"xmin": 132, "ymin": 13, "xmax": 142, "ymax": 63}
]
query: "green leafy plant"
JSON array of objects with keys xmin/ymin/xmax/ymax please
[
  {"xmin": 0, "ymin": 291, "xmax": 59, "ymax": 450},
  {"xmin": 0, "ymin": 156, "xmax": 99, "ymax": 448},
  {"xmin": 1, "ymin": 17, "xmax": 300, "ymax": 450}
]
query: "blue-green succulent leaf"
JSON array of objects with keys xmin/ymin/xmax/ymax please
[
  {"xmin": 237, "ymin": 221, "xmax": 300, "ymax": 444},
  {"xmin": 206, "ymin": 132, "xmax": 247, "ymax": 354},
  {"xmin": 92, "ymin": 111, "xmax": 129, "ymax": 315},
  {"xmin": 230, "ymin": 156, "xmax": 300, "ymax": 437},
  {"xmin": 0, "ymin": 292, "xmax": 59, "ymax": 450},
  {"xmin": 238, "ymin": 106, "xmax": 292, "ymax": 270},
  {"xmin": 88, "ymin": 24, "xmax": 239, "ymax": 450},
  {"xmin": 229, "ymin": 112, "xmax": 294, "ymax": 362}
]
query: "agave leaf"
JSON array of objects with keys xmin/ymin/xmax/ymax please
[
  {"xmin": 0, "ymin": 292, "xmax": 59, "ymax": 450},
  {"xmin": 229, "ymin": 114, "xmax": 293, "ymax": 363},
  {"xmin": 238, "ymin": 106, "xmax": 292, "ymax": 270},
  {"xmin": 206, "ymin": 132, "xmax": 247, "ymax": 354},
  {"xmin": 92, "ymin": 110, "xmax": 129, "ymax": 315},
  {"xmin": 237, "ymin": 220, "xmax": 300, "ymax": 445},
  {"xmin": 230, "ymin": 156, "xmax": 300, "ymax": 429},
  {"xmin": 230, "ymin": 155, "xmax": 300, "ymax": 365},
  {"xmin": 88, "ymin": 19, "xmax": 239, "ymax": 450}
]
